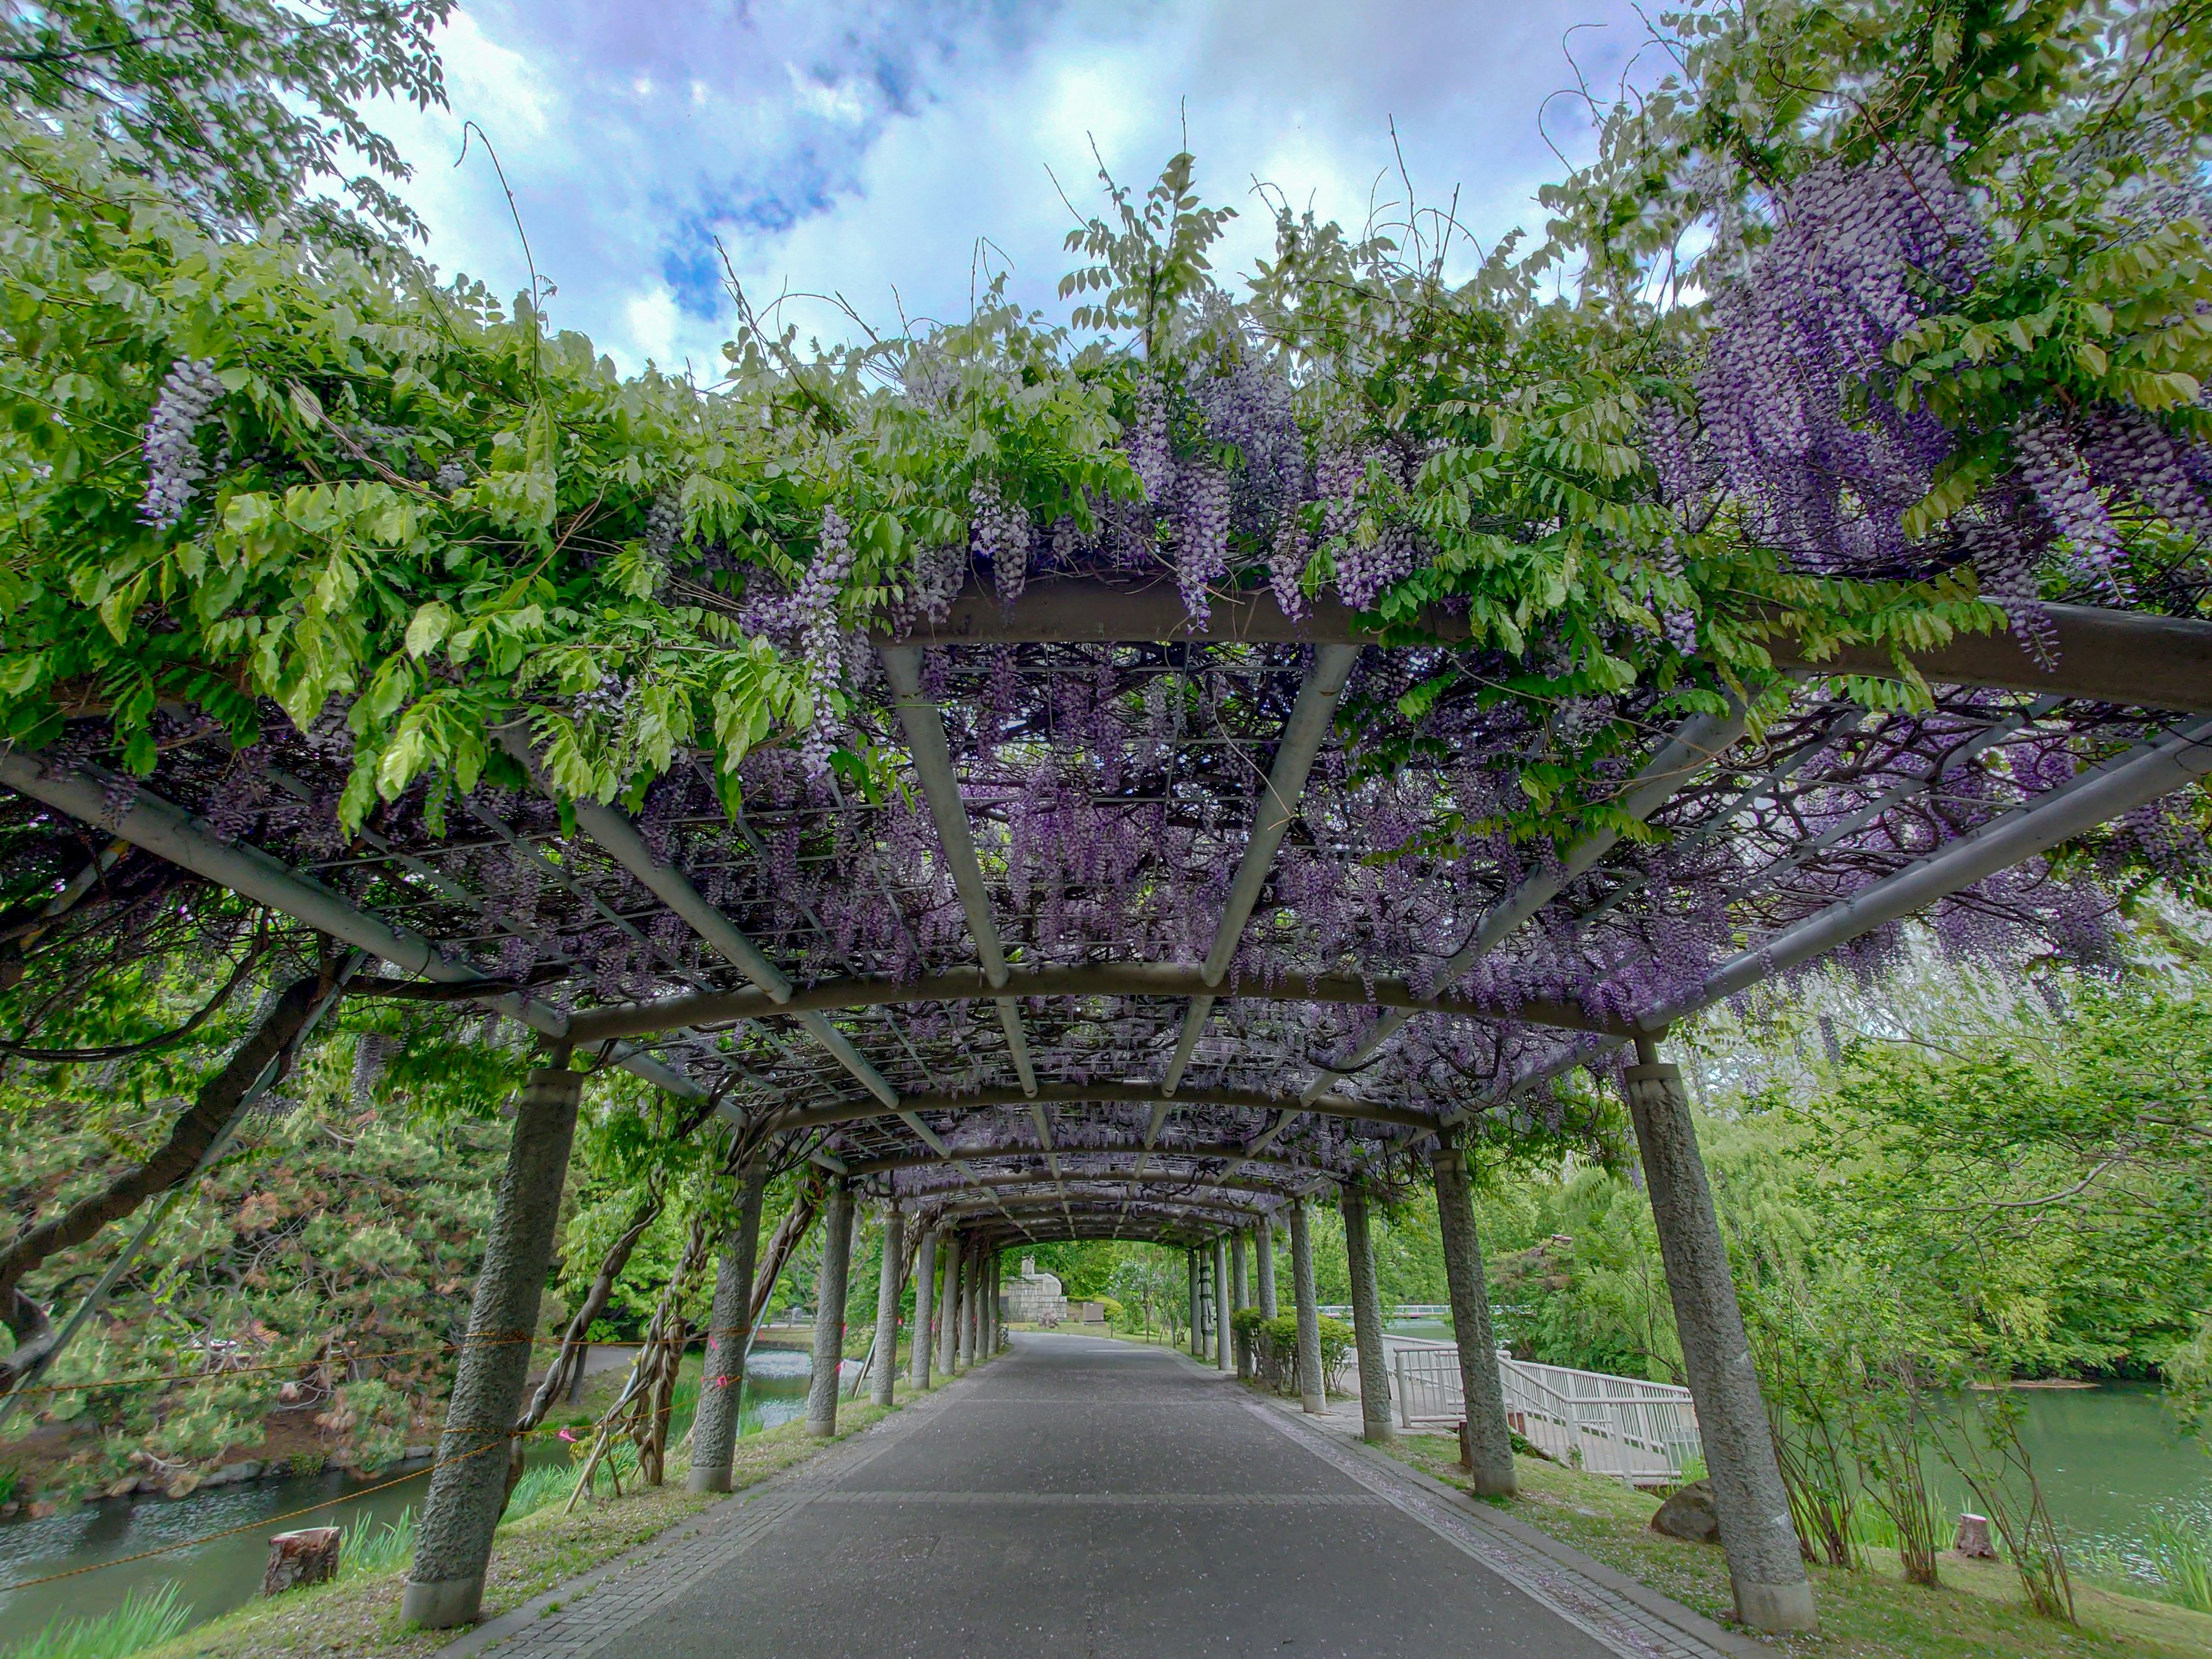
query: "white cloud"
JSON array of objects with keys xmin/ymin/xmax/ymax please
[{"xmin": 370, "ymin": 0, "xmax": 1644, "ymax": 373}]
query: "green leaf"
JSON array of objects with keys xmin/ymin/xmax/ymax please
[{"xmin": 404, "ymin": 601, "xmax": 455, "ymax": 658}]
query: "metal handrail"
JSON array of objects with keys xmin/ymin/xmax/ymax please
[{"xmin": 1385, "ymin": 1337, "xmax": 1701, "ymax": 1486}]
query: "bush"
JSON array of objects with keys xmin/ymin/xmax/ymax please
[{"xmin": 1245, "ymin": 1313, "xmax": 1355, "ymax": 1396}]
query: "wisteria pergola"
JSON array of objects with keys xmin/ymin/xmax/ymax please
[
  {"xmin": 8, "ymin": 574, "xmax": 2211, "ymax": 1637},
  {"xmin": 9, "ymin": 581, "xmax": 2209, "ymax": 1247}
]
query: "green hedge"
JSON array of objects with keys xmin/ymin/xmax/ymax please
[{"xmin": 1244, "ymin": 1312, "xmax": 1354, "ymax": 1395}]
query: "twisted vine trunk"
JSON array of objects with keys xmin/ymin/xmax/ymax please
[
  {"xmin": 639, "ymin": 1215, "xmax": 711, "ymax": 1484},
  {"xmin": 516, "ymin": 1185, "xmax": 663, "ymax": 1435},
  {"xmin": 0, "ymin": 971, "xmax": 327, "ymax": 1385},
  {"xmin": 748, "ymin": 1168, "xmax": 825, "ymax": 1328}
]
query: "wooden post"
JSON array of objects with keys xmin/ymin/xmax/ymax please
[
  {"xmin": 1256, "ymin": 1215, "xmax": 1278, "ymax": 1317},
  {"xmin": 872, "ymin": 1203, "xmax": 904, "ymax": 1407},
  {"xmin": 910, "ymin": 1227, "xmax": 937, "ymax": 1391},
  {"xmin": 937, "ymin": 1231, "xmax": 962, "ymax": 1377},
  {"xmin": 1626, "ymin": 1037, "xmax": 1816, "ymax": 1634},
  {"xmin": 263, "ymin": 1527, "xmax": 341, "ymax": 1596},
  {"xmin": 1229, "ymin": 1228, "xmax": 1251, "ymax": 1378}
]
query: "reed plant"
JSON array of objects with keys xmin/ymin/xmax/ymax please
[
  {"xmin": 337, "ymin": 1506, "xmax": 415, "ymax": 1578},
  {"xmin": 0, "ymin": 1582, "xmax": 191, "ymax": 1659},
  {"xmin": 2145, "ymin": 1513, "xmax": 2212, "ymax": 1613}
]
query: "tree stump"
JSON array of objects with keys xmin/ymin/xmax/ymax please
[
  {"xmin": 263, "ymin": 1527, "xmax": 342, "ymax": 1595},
  {"xmin": 1953, "ymin": 1513, "xmax": 1997, "ymax": 1558}
]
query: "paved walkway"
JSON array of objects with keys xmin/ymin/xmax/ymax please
[{"xmin": 449, "ymin": 1332, "xmax": 1759, "ymax": 1659}]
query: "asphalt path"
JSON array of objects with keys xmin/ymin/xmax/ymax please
[{"xmin": 622, "ymin": 1330, "xmax": 1626, "ymax": 1658}]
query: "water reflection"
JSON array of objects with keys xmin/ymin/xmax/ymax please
[{"xmin": 0, "ymin": 1345, "xmax": 815, "ymax": 1641}]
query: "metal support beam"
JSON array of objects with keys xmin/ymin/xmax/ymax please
[
  {"xmin": 563, "ymin": 962, "xmax": 1627, "ymax": 1046},
  {"xmin": 1297, "ymin": 702, "xmax": 1747, "ymax": 1102},
  {"xmin": 880, "ymin": 645, "xmax": 1040, "ymax": 1097},
  {"xmin": 883, "ymin": 582, "xmax": 2212, "ymax": 712},
  {"xmin": 1162, "ymin": 643, "xmax": 1359, "ymax": 1094},
  {"xmin": 842, "ymin": 1142, "xmax": 1344, "ymax": 1179},
  {"xmin": 766, "ymin": 1079, "xmax": 1438, "ymax": 1137},
  {"xmin": 0, "ymin": 753, "xmax": 702, "ymax": 1101},
  {"xmin": 903, "ymin": 1168, "xmax": 1303, "ymax": 1202},
  {"xmin": 555, "ymin": 772, "xmax": 952, "ymax": 1154},
  {"xmin": 1665, "ymin": 714, "xmax": 2212, "ymax": 1023}
]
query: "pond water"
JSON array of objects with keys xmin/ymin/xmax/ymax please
[
  {"xmin": 1382, "ymin": 1325, "xmax": 2211, "ymax": 1570},
  {"xmin": 1993, "ymin": 1382, "xmax": 2210, "ymax": 1562},
  {"xmin": 0, "ymin": 1347, "xmax": 814, "ymax": 1643}
]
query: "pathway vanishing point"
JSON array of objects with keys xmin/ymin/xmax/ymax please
[{"xmin": 443, "ymin": 1333, "xmax": 1764, "ymax": 1659}]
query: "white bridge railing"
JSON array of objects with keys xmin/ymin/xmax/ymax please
[{"xmin": 1388, "ymin": 1337, "xmax": 1700, "ymax": 1487}]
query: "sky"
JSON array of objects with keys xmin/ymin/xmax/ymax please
[{"xmin": 368, "ymin": 0, "xmax": 1647, "ymax": 377}]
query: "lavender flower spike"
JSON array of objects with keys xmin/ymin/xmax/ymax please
[{"xmin": 140, "ymin": 358, "xmax": 224, "ymax": 532}]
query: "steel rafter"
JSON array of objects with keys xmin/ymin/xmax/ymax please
[
  {"xmin": 0, "ymin": 754, "xmax": 703, "ymax": 1101},
  {"xmin": 880, "ymin": 643, "xmax": 1065, "ymax": 1234}
]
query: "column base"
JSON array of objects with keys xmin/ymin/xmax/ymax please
[
  {"xmin": 401, "ymin": 1573, "xmax": 485, "ymax": 1630},
  {"xmin": 1362, "ymin": 1419, "xmax": 1397, "ymax": 1444},
  {"xmin": 685, "ymin": 1464, "xmax": 730, "ymax": 1494},
  {"xmin": 1733, "ymin": 1577, "xmax": 1818, "ymax": 1633},
  {"xmin": 1301, "ymin": 1392, "xmax": 1325, "ymax": 1414},
  {"xmin": 805, "ymin": 1417, "xmax": 836, "ymax": 1438}
]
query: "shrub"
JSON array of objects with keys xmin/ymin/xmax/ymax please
[{"xmin": 1245, "ymin": 1313, "xmax": 1355, "ymax": 1396}]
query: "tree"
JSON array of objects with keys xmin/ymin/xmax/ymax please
[{"xmin": 1, "ymin": 0, "xmax": 452, "ymax": 241}]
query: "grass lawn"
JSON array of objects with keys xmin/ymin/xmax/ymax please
[
  {"xmin": 126, "ymin": 1368, "xmax": 941, "ymax": 1659},
  {"xmin": 1385, "ymin": 1433, "xmax": 2212, "ymax": 1658}
]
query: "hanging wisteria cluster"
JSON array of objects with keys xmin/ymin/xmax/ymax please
[{"xmin": 138, "ymin": 358, "xmax": 224, "ymax": 532}]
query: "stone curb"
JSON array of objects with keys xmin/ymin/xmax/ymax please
[
  {"xmin": 433, "ymin": 1356, "xmax": 999, "ymax": 1658},
  {"xmin": 1148, "ymin": 1345, "xmax": 1770, "ymax": 1659},
  {"xmin": 1226, "ymin": 1374, "xmax": 1774, "ymax": 1659}
]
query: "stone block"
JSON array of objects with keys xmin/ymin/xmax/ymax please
[{"xmin": 1650, "ymin": 1479, "xmax": 1721, "ymax": 1542}]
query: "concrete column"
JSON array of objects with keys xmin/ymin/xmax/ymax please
[
  {"xmin": 910, "ymin": 1227, "xmax": 937, "ymax": 1391},
  {"xmin": 957, "ymin": 1243, "xmax": 978, "ymax": 1369},
  {"xmin": 403, "ymin": 1062, "xmax": 582, "ymax": 1628},
  {"xmin": 990, "ymin": 1254, "xmax": 1004, "ymax": 1351},
  {"xmin": 1432, "ymin": 1124, "xmax": 1516, "ymax": 1497},
  {"xmin": 688, "ymin": 1158, "xmax": 767, "ymax": 1493},
  {"xmin": 871, "ymin": 1202, "xmax": 904, "ymax": 1408},
  {"xmin": 804, "ymin": 1183, "xmax": 855, "ymax": 1437},
  {"xmin": 1256, "ymin": 1215, "xmax": 1278, "ymax": 1318},
  {"xmin": 1341, "ymin": 1185, "xmax": 1395, "ymax": 1444},
  {"xmin": 1230, "ymin": 1228, "xmax": 1252, "ymax": 1379},
  {"xmin": 979, "ymin": 1250, "xmax": 995, "ymax": 1358},
  {"xmin": 1187, "ymin": 1251, "xmax": 1202, "ymax": 1357},
  {"xmin": 1289, "ymin": 1199, "xmax": 1325, "ymax": 1414},
  {"xmin": 1627, "ymin": 1047, "xmax": 1817, "ymax": 1634},
  {"xmin": 937, "ymin": 1230, "xmax": 961, "ymax": 1376},
  {"xmin": 1213, "ymin": 1234, "xmax": 1233, "ymax": 1372}
]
